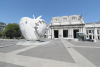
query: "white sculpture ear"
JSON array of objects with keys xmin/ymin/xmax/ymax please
[
  {"xmin": 36, "ymin": 15, "xmax": 42, "ymax": 19},
  {"xmin": 33, "ymin": 15, "xmax": 35, "ymax": 19}
]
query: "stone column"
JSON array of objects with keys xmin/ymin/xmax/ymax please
[
  {"xmin": 79, "ymin": 28, "xmax": 81, "ymax": 32},
  {"xmin": 88, "ymin": 30, "xmax": 89, "ymax": 39},
  {"xmin": 61, "ymin": 29, "xmax": 63, "ymax": 38},
  {"xmin": 82, "ymin": 27, "xmax": 83, "ymax": 32},
  {"xmin": 68, "ymin": 29, "xmax": 71, "ymax": 38},
  {"xmin": 92, "ymin": 34, "xmax": 93, "ymax": 39},
  {"xmin": 71, "ymin": 28, "xmax": 73, "ymax": 38},
  {"xmin": 68, "ymin": 29, "xmax": 70, "ymax": 38},
  {"xmin": 79, "ymin": 28, "xmax": 82, "ymax": 32},
  {"xmin": 94, "ymin": 28, "xmax": 97, "ymax": 39},
  {"xmin": 81, "ymin": 27, "xmax": 83, "ymax": 32},
  {"xmin": 52, "ymin": 29, "xmax": 54, "ymax": 39},
  {"xmin": 48, "ymin": 29, "xmax": 51, "ymax": 39},
  {"xmin": 68, "ymin": 28, "xmax": 73, "ymax": 38},
  {"xmin": 83, "ymin": 27, "xmax": 86, "ymax": 34},
  {"xmin": 59, "ymin": 29, "xmax": 61, "ymax": 39},
  {"xmin": 99, "ymin": 28, "xmax": 100, "ymax": 39}
]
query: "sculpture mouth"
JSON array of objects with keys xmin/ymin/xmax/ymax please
[
  {"xmin": 34, "ymin": 20, "xmax": 47, "ymax": 37},
  {"xmin": 35, "ymin": 20, "xmax": 46, "ymax": 26}
]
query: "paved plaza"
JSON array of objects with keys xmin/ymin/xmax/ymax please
[{"xmin": 0, "ymin": 39, "xmax": 100, "ymax": 67}]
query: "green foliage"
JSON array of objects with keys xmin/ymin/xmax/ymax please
[
  {"xmin": 1, "ymin": 23, "xmax": 21, "ymax": 38},
  {"xmin": 0, "ymin": 32, "xmax": 1, "ymax": 36},
  {"xmin": 12, "ymin": 31, "xmax": 21, "ymax": 37},
  {"xmin": 5, "ymin": 28, "xmax": 14, "ymax": 39},
  {"xmin": 1, "ymin": 29, "xmax": 7, "ymax": 36}
]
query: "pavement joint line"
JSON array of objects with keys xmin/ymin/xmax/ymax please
[
  {"xmin": 96, "ymin": 43, "xmax": 100, "ymax": 44},
  {"xmin": 0, "ymin": 42, "xmax": 18, "ymax": 43},
  {"xmin": 0, "ymin": 46, "xmax": 4, "ymax": 48},
  {"xmin": 66, "ymin": 41, "xmax": 100, "ymax": 48},
  {"xmin": 65, "ymin": 41, "xmax": 75, "ymax": 47},
  {"xmin": 7, "ymin": 45, "xmax": 38, "ymax": 55},
  {"xmin": 0, "ymin": 43, "xmax": 15, "ymax": 45},
  {"xmin": 72, "ymin": 46, "xmax": 100, "ymax": 48},
  {"xmin": 61, "ymin": 39, "xmax": 96, "ymax": 67},
  {"xmin": 0, "ymin": 44, "xmax": 14, "ymax": 48},
  {"xmin": 65, "ymin": 41, "xmax": 100, "ymax": 48}
]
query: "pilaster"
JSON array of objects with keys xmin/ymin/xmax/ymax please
[
  {"xmin": 71, "ymin": 28, "xmax": 73, "ymax": 38},
  {"xmin": 94, "ymin": 28, "xmax": 97, "ymax": 39},
  {"xmin": 60, "ymin": 29, "xmax": 63, "ymax": 38},
  {"xmin": 52, "ymin": 29, "xmax": 54, "ymax": 39}
]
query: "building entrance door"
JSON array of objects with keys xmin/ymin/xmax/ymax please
[
  {"xmin": 54, "ymin": 30, "xmax": 58, "ymax": 38},
  {"xmin": 89, "ymin": 35, "xmax": 92, "ymax": 39},
  {"xmin": 63, "ymin": 30, "xmax": 68, "ymax": 37},
  {"xmin": 73, "ymin": 29, "xmax": 79, "ymax": 38}
]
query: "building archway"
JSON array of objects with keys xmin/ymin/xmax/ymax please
[
  {"xmin": 73, "ymin": 29, "xmax": 79, "ymax": 38},
  {"xmin": 63, "ymin": 30, "xmax": 68, "ymax": 37},
  {"xmin": 54, "ymin": 30, "xmax": 58, "ymax": 38}
]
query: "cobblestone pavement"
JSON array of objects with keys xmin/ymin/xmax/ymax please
[{"xmin": 0, "ymin": 39, "xmax": 100, "ymax": 67}]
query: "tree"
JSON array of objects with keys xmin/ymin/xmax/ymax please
[
  {"xmin": 5, "ymin": 28, "xmax": 14, "ymax": 39},
  {"xmin": 1, "ymin": 23, "xmax": 21, "ymax": 39},
  {"xmin": 0, "ymin": 32, "xmax": 1, "ymax": 36},
  {"xmin": 12, "ymin": 31, "xmax": 21, "ymax": 37}
]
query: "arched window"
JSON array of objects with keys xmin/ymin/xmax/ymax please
[
  {"xmin": 56, "ymin": 19, "xmax": 58, "ymax": 21},
  {"xmin": 63, "ymin": 18, "xmax": 67, "ymax": 21},
  {"xmin": 64, "ymin": 18, "xmax": 67, "ymax": 20},
  {"xmin": 54, "ymin": 18, "xmax": 57, "ymax": 21},
  {"xmin": 55, "ymin": 18, "xmax": 59, "ymax": 21},
  {"xmin": 72, "ymin": 17, "xmax": 76, "ymax": 20}
]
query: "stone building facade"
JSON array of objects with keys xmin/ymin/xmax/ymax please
[
  {"xmin": 85, "ymin": 22, "xmax": 100, "ymax": 39},
  {"xmin": 45, "ymin": 15, "xmax": 100, "ymax": 40},
  {"xmin": 0, "ymin": 22, "xmax": 6, "ymax": 32}
]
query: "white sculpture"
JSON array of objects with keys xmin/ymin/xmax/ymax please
[{"xmin": 19, "ymin": 15, "xmax": 47, "ymax": 41}]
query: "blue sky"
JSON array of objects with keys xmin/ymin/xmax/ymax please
[{"xmin": 0, "ymin": 0, "xmax": 100, "ymax": 25}]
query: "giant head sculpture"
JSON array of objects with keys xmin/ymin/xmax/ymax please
[{"xmin": 19, "ymin": 15, "xmax": 47, "ymax": 41}]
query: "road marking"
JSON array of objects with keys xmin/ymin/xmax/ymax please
[
  {"xmin": 0, "ymin": 44, "xmax": 14, "ymax": 48},
  {"xmin": 37, "ymin": 59, "xmax": 51, "ymax": 67},
  {"xmin": 0, "ymin": 46, "xmax": 4, "ymax": 48},
  {"xmin": 64, "ymin": 41, "xmax": 100, "ymax": 48},
  {"xmin": 96, "ymin": 43, "xmax": 100, "ymax": 44},
  {"xmin": 49, "ymin": 61, "xmax": 67, "ymax": 67},
  {"xmin": 73, "ymin": 46, "xmax": 100, "ymax": 48},
  {"xmin": 61, "ymin": 39, "xmax": 96, "ymax": 67},
  {"xmin": 0, "ymin": 42, "xmax": 16, "ymax": 44},
  {"xmin": 7, "ymin": 45, "xmax": 38, "ymax": 55},
  {"xmin": 65, "ymin": 41, "xmax": 75, "ymax": 47}
]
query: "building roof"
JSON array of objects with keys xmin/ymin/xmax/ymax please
[
  {"xmin": 0, "ymin": 22, "xmax": 4, "ymax": 24},
  {"xmin": 85, "ymin": 22, "xmax": 100, "ymax": 24},
  {"xmin": 0, "ymin": 22, "xmax": 6, "ymax": 25}
]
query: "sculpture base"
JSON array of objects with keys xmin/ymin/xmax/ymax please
[{"xmin": 16, "ymin": 40, "xmax": 50, "ymax": 46}]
